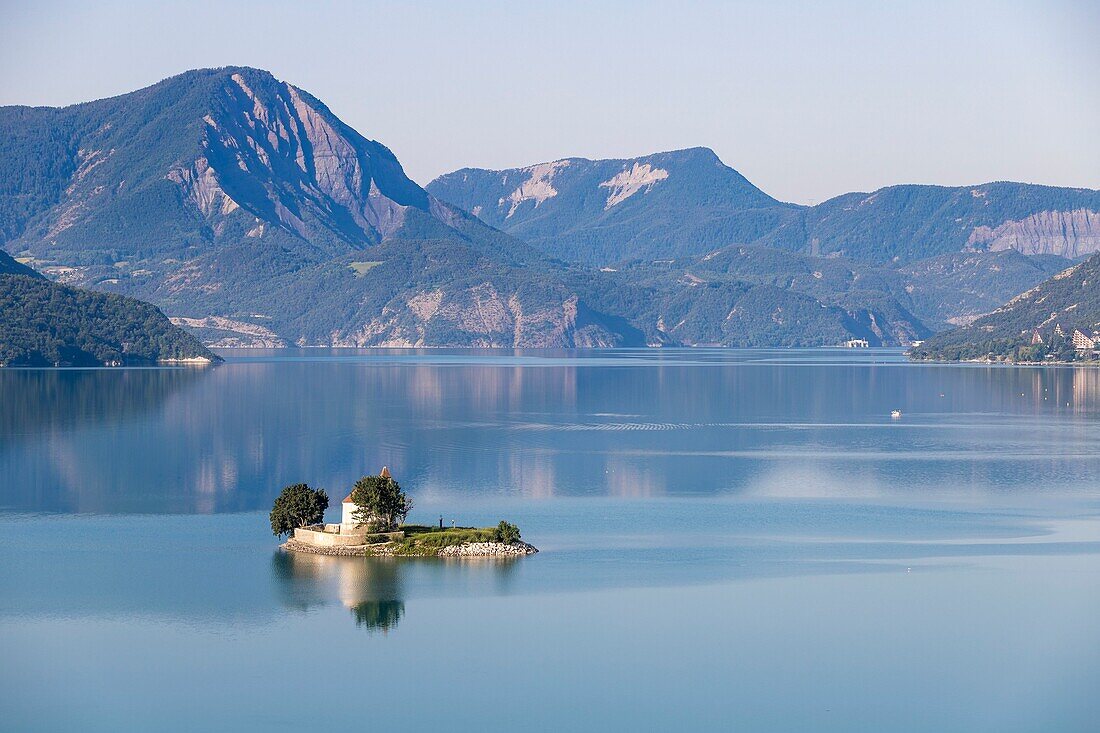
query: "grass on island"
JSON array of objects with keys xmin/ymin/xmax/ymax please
[
  {"xmin": 387, "ymin": 525, "xmax": 501, "ymax": 556},
  {"xmin": 348, "ymin": 261, "xmax": 383, "ymax": 276}
]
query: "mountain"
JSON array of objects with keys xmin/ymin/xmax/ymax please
[
  {"xmin": 430, "ymin": 152, "xmax": 1100, "ymax": 268},
  {"xmin": 765, "ymin": 183, "xmax": 1100, "ymax": 265},
  {"xmin": 0, "ymin": 67, "xmax": 641, "ymax": 347},
  {"xmin": 4, "ymin": 69, "xmax": 1088, "ymax": 349},
  {"xmin": 427, "ymin": 147, "xmax": 802, "ymax": 264},
  {"xmin": 0, "ymin": 258, "xmax": 218, "ymax": 366},
  {"xmin": 911, "ymin": 254, "xmax": 1100, "ymax": 363}
]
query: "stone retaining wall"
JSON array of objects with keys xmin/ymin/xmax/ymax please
[{"xmin": 283, "ymin": 539, "xmax": 384, "ymax": 557}]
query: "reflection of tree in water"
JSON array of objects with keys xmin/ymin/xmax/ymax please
[
  {"xmin": 271, "ymin": 551, "xmax": 406, "ymax": 632},
  {"xmin": 350, "ymin": 599, "xmax": 404, "ymax": 632}
]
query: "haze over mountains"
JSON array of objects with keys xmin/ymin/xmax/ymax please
[{"xmin": 2, "ymin": 66, "xmax": 1098, "ymax": 349}]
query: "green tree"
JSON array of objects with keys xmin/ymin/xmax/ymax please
[
  {"xmin": 495, "ymin": 520, "xmax": 521, "ymax": 545},
  {"xmin": 270, "ymin": 483, "xmax": 329, "ymax": 537},
  {"xmin": 350, "ymin": 474, "xmax": 413, "ymax": 531}
]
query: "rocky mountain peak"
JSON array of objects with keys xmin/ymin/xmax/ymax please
[
  {"xmin": 166, "ymin": 67, "xmax": 436, "ymax": 245},
  {"xmin": 5, "ymin": 66, "xmax": 460, "ymax": 261}
]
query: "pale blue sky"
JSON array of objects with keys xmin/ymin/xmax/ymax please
[{"xmin": 1, "ymin": 0, "xmax": 1096, "ymax": 203}]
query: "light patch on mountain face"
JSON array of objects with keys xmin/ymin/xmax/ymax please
[
  {"xmin": 170, "ymin": 316, "xmax": 286, "ymax": 348},
  {"xmin": 599, "ymin": 163, "xmax": 669, "ymax": 209},
  {"xmin": 71, "ymin": 148, "xmax": 114, "ymax": 184},
  {"xmin": 967, "ymin": 209, "xmax": 1100, "ymax": 258},
  {"xmin": 167, "ymin": 157, "xmax": 238, "ymax": 218},
  {"xmin": 231, "ymin": 74, "xmax": 288, "ymax": 146},
  {"xmin": 499, "ymin": 161, "xmax": 570, "ymax": 218},
  {"xmin": 47, "ymin": 201, "xmax": 88, "ymax": 237},
  {"xmin": 285, "ymin": 86, "xmax": 364, "ymax": 205},
  {"xmin": 408, "ymin": 290, "xmax": 444, "ymax": 321}
]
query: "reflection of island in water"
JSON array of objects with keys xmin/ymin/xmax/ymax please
[
  {"xmin": 272, "ymin": 551, "xmax": 404, "ymax": 632},
  {"xmin": 272, "ymin": 550, "xmax": 520, "ymax": 632}
]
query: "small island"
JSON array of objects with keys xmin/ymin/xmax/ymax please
[{"xmin": 270, "ymin": 467, "xmax": 537, "ymax": 558}]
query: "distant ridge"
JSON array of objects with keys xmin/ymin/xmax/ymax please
[
  {"xmin": 429, "ymin": 152, "xmax": 1100, "ymax": 266},
  {"xmin": 0, "ymin": 250, "xmax": 41, "ymax": 278},
  {"xmin": 429, "ymin": 147, "xmax": 801, "ymax": 264}
]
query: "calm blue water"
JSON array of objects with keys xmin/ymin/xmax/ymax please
[{"xmin": 2, "ymin": 349, "xmax": 1099, "ymax": 732}]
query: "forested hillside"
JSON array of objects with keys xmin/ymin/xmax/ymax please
[
  {"xmin": 0, "ymin": 272, "xmax": 218, "ymax": 366},
  {"xmin": 910, "ymin": 254, "xmax": 1100, "ymax": 362}
]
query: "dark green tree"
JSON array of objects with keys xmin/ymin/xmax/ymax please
[
  {"xmin": 350, "ymin": 474, "xmax": 412, "ymax": 531},
  {"xmin": 270, "ymin": 483, "xmax": 329, "ymax": 537},
  {"xmin": 495, "ymin": 520, "xmax": 521, "ymax": 544}
]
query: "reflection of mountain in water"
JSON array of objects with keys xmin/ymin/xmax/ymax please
[
  {"xmin": 0, "ymin": 367, "xmax": 209, "ymax": 512},
  {"xmin": 8, "ymin": 353, "xmax": 1100, "ymax": 513},
  {"xmin": 0, "ymin": 368, "xmax": 207, "ymax": 438}
]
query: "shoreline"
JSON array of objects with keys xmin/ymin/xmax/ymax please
[
  {"xmin": 282, "ymin": 538, "xmax": 539, "ymax": 558},
  {"xmin": 909, "ymin": 356, "xmax": 1096, "ymax": 366}
]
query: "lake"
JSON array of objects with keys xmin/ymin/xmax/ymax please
[{"xmin": 1, "ymin": 348, "xmax": 1099, "ymax": 732}]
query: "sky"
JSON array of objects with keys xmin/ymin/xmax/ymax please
[{"xmin": 1, "ymin": 0, "xmax": 1097, "ymax": 204}]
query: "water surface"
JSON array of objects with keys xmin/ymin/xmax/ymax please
[{"xmin": 1, "ymin": 349, "xmax": 1098, "ymax": 731}]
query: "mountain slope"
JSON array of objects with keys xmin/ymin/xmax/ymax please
[
  {"xmin": 430, "ymin": 154, "xmax": 1100, "ymax": 267},
  {"xmin": 0, "ymin": 250, "xmax": 40, "ymax": 278},
  {"xmin": 897, "ymin": 250, "xmax": 1071, "ymax": 328},
  {"xmin": 428, "ymin": 148, "xmax": 802, "ymax": 264},
  {"xmin": 911, "ymin": 253, "xmax": 1100, "ymax": 362},
  {"xmin": 0, "ymin": 68, "xmax": 641, "ymax": 347},
  {"xmin": 1, "ymin": 67, "xmax": 455, "ymax": 259},
  {"xmin": 599, "ymin": 245, "xmax": 931, "ymax": 346}
]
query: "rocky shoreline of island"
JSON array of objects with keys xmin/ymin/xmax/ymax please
[{"xmin": 282, "ymin": 538, "xmax": 539, "ymax": 558}]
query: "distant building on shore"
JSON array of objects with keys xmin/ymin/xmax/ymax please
[
  {"xmin": 844, "ymin": 338, "xmax": 870, "ymax": 348},
  {"xmin": 1072, "ymin": 330, "xmax": 1097, "ymax": 351}
]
